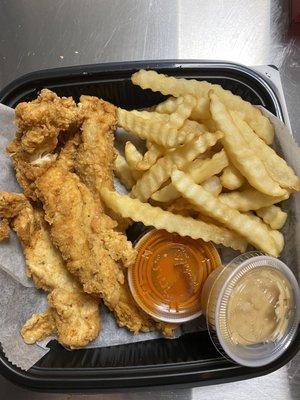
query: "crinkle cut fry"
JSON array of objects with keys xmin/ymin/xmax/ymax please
[
  {"xmin": 171, "ymin": 169, "xmax": 279, "ymax": 257},
  {"xmin": 100, "ymin": 188, "xmax": 247, "ymax": 252},
  {"xmin": 131, "ymin": 69, "xmax": 274, "ymax": 143},
  {"xmin": 132, "ymin": 132, "xmax": 223, "ymax": 202},
  {"xmin": 209, "ymin": 93, "xmax": 287, "ymax": 197}
]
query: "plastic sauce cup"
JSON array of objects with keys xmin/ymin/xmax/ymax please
[
  {"xmin": 201, "ymin": 251, "xmax": 300, "ymax": 367},
  {"xmin": 128, "ymin": 229, "xmax": 221, "ymax": 323}
]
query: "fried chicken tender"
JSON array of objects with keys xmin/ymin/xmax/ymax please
[
  {"xmin": 76, "ymin": 95, "xmax": 129, "ymax": 232},
  {"xmin": 0, "ymin": 192, "xmax": 100, "ymax": 348},
  {"xmin": 36, "ymin": 166, "xmax": 126, "ymax": 307},
  {"xmin": 48, "ymin": 288, "xmax": 100, "ymax": 348},
  {"xmin": 7, "ymin": 89, "xmax": 80, "ymax": 199},
  {"xmin": 76, "ymin": 95, "xmax": 116, "ymax": 192},
  {"xmin": 15, "ymin": 89, "xmax": 79, "ymax": 153}
]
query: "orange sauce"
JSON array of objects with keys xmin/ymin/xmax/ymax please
[{"xmin": 128, "ymin": 229, "xmax": 221, "ymax": 323}]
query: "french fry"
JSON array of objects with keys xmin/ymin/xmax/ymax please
[
  {"xmin": 167, "ymin": 95, "xmax": 197, "ymax": 128},
  {"xmin": 151, "ymin": 149, "xmax": 228, "ymax": 202},
  {"xmin": 135, "ymin": 143, "xmax": 164, "ymax": 171},
  {"xmin": 256, "ymin": 205, "xmax": 288, "ymax": 230},
  {"xmin": 132, "ymin": 132, "xmax": 223, "ymax": 202},
  {"xmin": 114, "ymin": 153, "xmax": 135, "ymax": 190},
  {"xmin": 124, "ymin": 142, "xmax": 143, "ymax": 170},
  {"xmin": 219, "ymin": 188, "xmax": 289, "ymax": 212},
  {"xmin": 155, "ymin": 95, "xmax": 210, "ymax": 121},
  {"xmin": 202, "ymin": 176, "xmax": 222, "ymax": 196},
  {"xmin": 209, "ymin": 93, "xmax": 287, "ymax": 197},
  {"xmin": 117, "ymin": 108, "xmax": 190, "ymax": 148},
  {"xmin": 244, "ymin": 212, "xmax": 284, "ymax": 255},
  {"xmin": 100, "ymin": 188, "xmax": 247, "ymax": 252},
  {"xmin": 131, "ymin": 69, "xmax": 274, "ymax": 143},
  {"xmin": 220, "ymin": 164, "xmax": 245, "ymax": 190},
  {"xmin": 171, "ymin": 169, "xmax": 280, "ymax": 256},
  {"xmin": 230, "ymin": 110, "xmax": 300, "ymax": 191},
  {"xmin": 179, "ymin": 119, "xmax": 206, "ymax": 136}
]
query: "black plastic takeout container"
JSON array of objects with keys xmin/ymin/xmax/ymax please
[{"xmin": 0, "ymin": 60, "xmax": 299, "ymax": 392}]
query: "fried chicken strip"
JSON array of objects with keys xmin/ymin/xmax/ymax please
[
  {"xmin": 0, "ymin": 192, "xmax": 100, "ymax": 348},
  {"xmin": 36, "ymin": 166, "xmax": 126, "ymax": 307},
  {"xmin": 76, "ymin": 96, "xmax": 133, "ymax": 263},
  {"xmin": 7, "ymin": 89, "xmax": 80, "ymax": 199}
]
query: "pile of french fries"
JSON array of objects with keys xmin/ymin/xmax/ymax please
[{"xmin": 101, "ymin": 70, "xmax": 300, "ymax": 257}]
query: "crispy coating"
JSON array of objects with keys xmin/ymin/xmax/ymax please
[
  {"xmin": 35, "ymin": 166, "xmax": 161, "ymax": 334},
  {"xmin": 0, "ymin": 192, "xmax": 28, "ymax": 218},
  {"xmin": 76, "ymin": 95, "xmax": 116, "ymax": 192},
  {"xmin": 0, "ymin": 219, "xmax": 10, "ymax": 241},
  {"xmin": 15, "ymin": 89, "xmax": 79, "ymax": 153},
  {"xmin": 56, "ymin": 132, "xmax": 81, "ymax": 171},
  {"xmin": 76, "ymin": 96, "xmax": 129, "ymax": 232},
  {"xmin": 36, "ymin": 166, "xmax": 126, "ymax": 307},
  {"xmin": 21, "ymin": 310, "xmax": 55, "ymax": 344},
  {"xmin": 7, "ymin": 89, "xmax": 80, "ymax": 199},
  {"xmin": 48, "ymin": 288, "xmax": 101, "ymax": 349},
  {"xmin": 0, "ymin": 192, "xmax": 100, "ymax": 348}
]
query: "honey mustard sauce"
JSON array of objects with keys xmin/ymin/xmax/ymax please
[{"xmin": 226, "ymin": 267, "xmax": 292, "ymax": 345}]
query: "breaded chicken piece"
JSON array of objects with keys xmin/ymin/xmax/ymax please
[
  {"xmin": 48, "ymin": 288, "xmax": 100, "ymax": 348},
  {"xmin": 7, "ymin": 89, "xmax": 80, "ymax": 199},
  {"xmin": 15, "ymin": 89, "xmax": 79, "ymax": 154},
  {"xmin": 36, "ymin": 166, "xmax": 126, "ymax": 307},
  {"xmin": 75, "ymin": 96, "xmax": 133, "ymax": 263},
  {"xmin": 76, "ymin": 95, "xmax": 116, "ymax": 192},
  {"xmin": 0, "ymin": 192, "xmax": 100, "ymax": 348},
  {"xmin": 21, "ymin": 310, "xmax": 56, "ymax": 344}
]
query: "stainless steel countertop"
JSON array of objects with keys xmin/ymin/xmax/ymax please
[{"xmin": 0, "ymin": 0, "xmax": 299, "ymax": 398}]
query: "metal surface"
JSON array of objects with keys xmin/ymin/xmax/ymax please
[{"xmin": 0, "ymin": 0, "xmax": 299, "ymax": 398}]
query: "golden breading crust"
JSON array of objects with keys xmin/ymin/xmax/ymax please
[
  {"xmin": 0, "ymin": 192, "xmax": 101, "ymax": 348},
  {"xmin": 21, "ymin": 311, "xmax": 56, "ymax": 344},
  {"xmin": 0, "ymin": 219, "xmax": 10, "ymax": 241},
  {"xmin": 7, "ymin": 89, "xmax": 80, "ymax": 199},
  {"xmin": 36, "ymin": 166, "xmax": 126, "ymax": 307}
]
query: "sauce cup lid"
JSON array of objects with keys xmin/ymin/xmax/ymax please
[
  {"xmin": 128, "ymin": 229, "xmax": 221, "ymax": 323},
  {"xmin": 205, "ymin": 253, "xmax": 300, "ymax": 367}
]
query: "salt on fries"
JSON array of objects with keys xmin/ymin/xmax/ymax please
[
  {"xmin": 131, "ymin": 69, "xmax": 274, "ymax": 143},
  {"xmin": 111, "ymin": 69, "xmax": 300, "ymax": 256},
  {"xmin": 100, "ymin": 188, "xmax": 247, "ymax": 252},
  {"xmin": 170, "ymin": 170, "xmax": 280, "ymax": 257}
]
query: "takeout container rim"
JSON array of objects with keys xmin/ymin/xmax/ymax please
[{"xmin": 0, "ymin": 60, "xmax": 298, "ymax": 392}]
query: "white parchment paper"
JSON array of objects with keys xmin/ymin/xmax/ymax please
[{"xmin": 0, "ymin": 103, "xmax": 299, "ymax": 371}]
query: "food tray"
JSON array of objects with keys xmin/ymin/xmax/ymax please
[{"xmin": 0, "ymin": 60, "xmax": 299, "ymax": 392}]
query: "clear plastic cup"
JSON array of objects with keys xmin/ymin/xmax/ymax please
[
  {"xmin": 201, "ymin": 251, "xmax": 300, "ymax": 367},
  {"xmin": 128, "ymin": 229, "xmax": 221, "ymax": 323}
]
